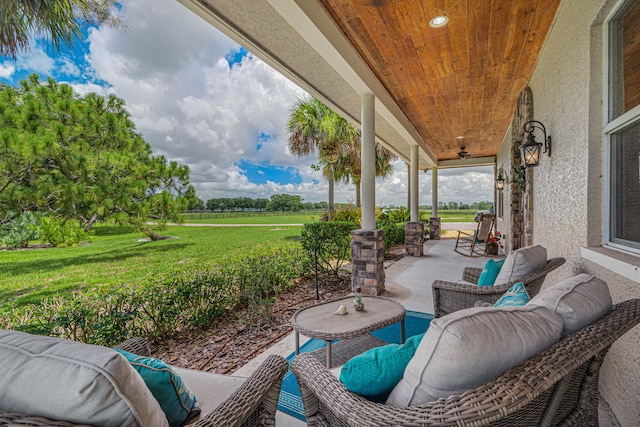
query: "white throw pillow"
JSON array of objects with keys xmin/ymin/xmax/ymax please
[
  {"xmin": 386, "ymin": 305, "xmax": 563, "ymax": 407},
  {"xmin": 494, "ymin": 245, "xmax": 547, "ymax": 285},
  {"xmin": 0, "ymin": 330, "xmax": 169, "ymax": 427},
  {"xmin": 528, "ymin": 273, "xmax": 612, "ymax": 337}
]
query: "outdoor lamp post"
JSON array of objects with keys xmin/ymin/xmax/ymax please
[{"xmin": 521, "ymin": 120, "xmax": 551, "ymax": 167}]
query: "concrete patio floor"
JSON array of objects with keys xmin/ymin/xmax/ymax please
[{"xmin": 235, "ymin": 237, "xmax": 620, "ymax": 426}]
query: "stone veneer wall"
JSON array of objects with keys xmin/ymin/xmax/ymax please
[
  {"xmin": 404, "ymin": 221, "xmax": 425, "ymax": 256},
  {"xmin": 509, "ymin": 87, "xmax": 533, "ymax": 250},
  {"xmin": 428, "ymin": 217, "xmax": 441, "ymax": 240},
  {"xmin": 351, "ymin": 229, "xmax": 385, "ymax": 295}
]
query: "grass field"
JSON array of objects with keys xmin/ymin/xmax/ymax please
[
  {"xmin": 181, "ymin": 210, "xmax": 477, "ymax": 224},
  {"xmin": 435, "ymin": 210, "xmax": 477, "ymax": 222},
  {"xmin": 0, "ymin": 224, "xmax": 302, "ymax": 309},
  {"xmin": 182, "ymin": 213, "xmax": 320, "ymax": 224},
  {"xmin": 2, "ymin": 210, "xmax": 477, "ymax": 310}
]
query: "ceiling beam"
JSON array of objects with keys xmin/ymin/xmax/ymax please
[{"xmin": 437, "ymin": 156, "xmax": 496, "ymax": 169}]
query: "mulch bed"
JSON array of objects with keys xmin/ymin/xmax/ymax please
[
  {"xmin": 153, "ymin": 245, "xmax": 406, "ymax": 374},
  {"xmin": 152, "ymin": 274, "xmax": 352, "ymax": 374}
]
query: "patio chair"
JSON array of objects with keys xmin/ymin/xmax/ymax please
[
  {"xmin": 454, "ymin": 213, "xmax": 495, "ymax": 256},
  {"xmin": 432, "ymin": 256, "xmax": 565, "ymax": 318},
  {"xmin": 290, "ymin": 298, "xmax": 640, "ymax": 426},
  {"xmin": 0, "ymin": 335, "xmax": 288, "ymax": 427}
]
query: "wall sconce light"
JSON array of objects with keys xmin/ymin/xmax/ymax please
[
  {"xmin": 521, "ymin": 120, "xmax": 551, "ymax": 167},
  {"xmin": 495, "ymin": 168, "xmax": 507, "ymax": 190}
]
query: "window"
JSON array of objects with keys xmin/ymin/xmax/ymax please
[{"xmin": 606, "ymin": 0, "xmax": 640, "ymax": 253}]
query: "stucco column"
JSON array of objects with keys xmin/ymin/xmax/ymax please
[
  {"xmin": 351, "ymin": 92, "xmax": 384, "ymax": 295},
  {"xmin": 429, "ymin": 167, "xmax": 441, "ymax": 239},
  {"xmin": 410, "ymin": 145, "xmax": 419, "ymax": 222},
  {"xmin": 432, "ymin": 167, "xmax": 438, "ymax": 218},
  {"xmin": 361, "ymin": 92, "xmax": 375, "ymax": 230},
  {"xmin": 405, "ymin": 144, "xmax": 424, "ymax": 256}
]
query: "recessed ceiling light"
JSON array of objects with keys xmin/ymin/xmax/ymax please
[{"xmin": 429, "ymin": 15, "xmax": 449, "ymax": 28}]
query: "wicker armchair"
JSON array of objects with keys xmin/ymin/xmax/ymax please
[
  {"xmin": 0, "ymin": 337, "xmax": 288, "ymax": 427},
  {"xmin": 432, "ymin": 257, "xmax": 565, "ymax": 317},
  {"xmin": 290, "ymin": 298, "xmax": 640, "ymax": 426}
]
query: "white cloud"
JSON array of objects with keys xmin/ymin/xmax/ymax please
[
  {"xmin": 76, "ymin": 0, "xmax": 492, "ymax": 207},
  {"xmin": 16, "ymin": 46, "xmax": 55, "ymax": 75},
  {"xmin": 57, "ymin": 57, "xmax": 81, "ymax": 77},
  {"xmin": 0, "ymin": 62, "xmax": 15, "ymax": 79}
]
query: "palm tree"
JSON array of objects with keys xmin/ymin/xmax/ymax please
[
  {"xmin": 335, "ymin": 135, "xmax": 396, "ymax": 208},
  {"xmin": 0, "ymin": 0, "xmax": 122, "ymax": 58},
  {"xmin": 288, "ymin": 97, "xmax": 349, "ymax": 219},
  {"xmin": 289, "ymin": 97, "xmax": 398, "ymax": 214}
]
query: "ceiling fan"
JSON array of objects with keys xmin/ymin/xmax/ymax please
[{"xmin": 457, "ymin": 146, "xmax": 471, "ymax": 159}]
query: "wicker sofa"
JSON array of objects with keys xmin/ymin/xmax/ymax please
[
  {"xmin": 0, "ymin": 335, "xmax": 287, "ymax": 427},
  {"xmin": 432, "ymin": 256, "xmax": 565, "ymax": 317},
  {"xmin": 291, "ymin": 283, "xmax": 640, "ymax": 426}
]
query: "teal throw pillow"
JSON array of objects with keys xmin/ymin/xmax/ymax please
[
  {"xmin": 477, "ymin": 259, "xmax": 505, "ymax": 286},
  {"xmin": 493, "ymin": 282, "xmax": 530, "ymax": 307},
  {"xmin": 115, "ymin": 349, "xmax": 201, "ymax": 427},
  {"xmin": 340, "ymin": 333, "xmax": 425, "ymax": 398}
]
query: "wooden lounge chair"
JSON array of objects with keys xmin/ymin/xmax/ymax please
[
  {"xmin": 290, "ymin": 298, "xmax": 640, "ymax": 426},
  {"xmin": 432, "ymin": 257, "xmax": 565, "ymax": 318},
  {"xmin": 454, "ymin": 213, "xmax": 495, "ymax": 256},
  {"xmin": 0, "ymin": 336, "xmax": 288, "ymax": 427}
]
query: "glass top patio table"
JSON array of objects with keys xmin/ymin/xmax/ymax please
[{"xmin": 291, "ymin": 295, "xmax": 406, "ymax": 368}]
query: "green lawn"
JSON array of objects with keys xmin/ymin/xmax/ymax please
[
  {"xmin": 181, "ymin": 210, "xmax": 476, "ymax": 224},
  {"xmin": 0, "ymin": 224, "xmax": 302, "ymax": 309},
  {"xmin": 2, "ymin": 210, "xmax": 476, "ymax": 310},
  {"xmin": 181, "ymin": 213, "xmax": 320, "ymax": 224},
  {"xmin": 437, "ymin": 210, "xmax": 477, "ymax": 222}
]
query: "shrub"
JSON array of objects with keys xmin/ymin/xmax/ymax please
[
  {"xmin": 300, "ymin": 221, "xmax": 359, "ymax": 276},
  {"xmin": 0, "ymin": 211, "xmax": 40, "ymax": 248},
  {"xmin": 377, "ymin": 207, "xmax": 407, "ymax": 253},
  {"xmin": 331, "ymin": 206, "xmax": 361, "ymax": 223},
  {"xmin": 377, "ymin": 207, "xmax": 410, "ymax": 224},
  {"xmin": 378, "ymin": 221, "xmax": 405, "ymax": 252},
  {"xmin": 0, "ymin": 243, "xmax": 304, "ymax": 346},
  {"xmin": 39, "ymin": 217, "xmax": 88, "ymax": 247}
]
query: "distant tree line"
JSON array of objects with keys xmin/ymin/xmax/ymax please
[
  {"xmin": 204, "ymin": 195, "xmax": 329, "ymax": 212},
  {"xmin": 435, "ymin": 201, "xmax": 493, "ymax": 211},
  {"xmin": 383, "ymin": 201, "xmax": 494, "ymax": 211}
]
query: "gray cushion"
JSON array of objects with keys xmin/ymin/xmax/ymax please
[
  {"xmin": 0, "ymin": 330, "xmax": 169, "ymax": 427},
  {"xmin": 386, "ymin": 305, "xmax": 563, "ymax": 407},
  {"xmin": 173, "ymin": 366, "xmax": 246, "ymax": 423},
  {"xmin": 528, "ymin": 273, "xmax": 612, "ymax": 337},
  {"xmin": 494, "ymin": 245, "xmax": 547, "ymax": 285}
]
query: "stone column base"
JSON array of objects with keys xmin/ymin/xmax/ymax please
[
  {"xmin": 405, "ymin": 221, "xmax": 425, "ymax": 257},
  {"xmin": 351, "ymin": 229, "xmax": 385, "ymax": 296},
  {"xmin": 429, "ymin": 217, "xmax": 441, "ymax": 240}
]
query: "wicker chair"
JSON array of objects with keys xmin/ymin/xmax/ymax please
[
  {"xmin": 432, "ymin": 257, "xmax": 566, "ymax": 318},
  {"xmin": 0, "ymin": 337, "xmax": 288, "ymax": 427},
  {"xmin": 290, "ymin": 298, "xmax": 640, "ymax": 426}
]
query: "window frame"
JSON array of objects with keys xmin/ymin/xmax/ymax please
[{"xmin": 603, "ymin": 0, "xmax": 640, "ymax": 255}]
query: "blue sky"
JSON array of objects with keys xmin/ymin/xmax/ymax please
[{"xmin": 0, "ymin": 0, "xmax": 493, "ymax": 206}]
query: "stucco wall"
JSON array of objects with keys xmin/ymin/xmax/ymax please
[{"xmin": 497, "ymin": 0, "xmax": 640, "ymax": 424}]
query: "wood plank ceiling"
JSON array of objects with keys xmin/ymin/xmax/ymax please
[{"xmin": 318, "ymin": 0, "xmax": 561, "ymax": 161}]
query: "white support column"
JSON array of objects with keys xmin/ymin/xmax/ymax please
[
  {"xmin": 432, "ymin": 167, "xmax": 438, "ymax": 218},
  {"xmin": 361, "ymin": 92, "xmax": 376, "ymax": 230},
  {"xmin": 410, "ymin": 145, "xmax": 419, "ymax": 222},
  {"xmin": 428, "ymin": 167, "xmax": 441, "ymax": 240},
  {"xmin": 352, "ymin": 92, "xmax": 384, "ymax": 295}
]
